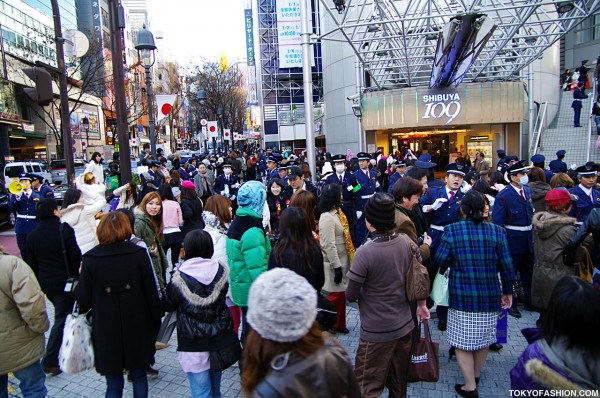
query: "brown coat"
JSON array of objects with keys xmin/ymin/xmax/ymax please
[
  {"xmin": 319, "ymin": 209, "xmax": 351, "ymax": 293},
  {"xmin": 0, "ymin": 254, "xmax": 49, "ymax": 374},
  {"xmin": 394, "ymin": 206, "xmax": 430, "ymax": 261}
]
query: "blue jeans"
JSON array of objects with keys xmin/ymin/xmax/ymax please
[
  {"xmin": 187, "ymin": 371, "xmax": 222, "ymax": 398},
  {"xmin": 105, "ymin": 368, "xmax": 147, "ymax": 398},
  {"xmin": 0, "ymin": 361, "xmax": 47, "ymax": 398}
]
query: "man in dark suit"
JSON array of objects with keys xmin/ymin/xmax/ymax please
[
  {"xmin": 572, "ymin": 82, "xmax": 589, "ymax": 127},
  {"xmin": 325, "ymin": 154, "xmax": 360, "ymax": 246},
  {"xmin": 492, "ymin": 160, "xmax": 535, "ymax": 319}
]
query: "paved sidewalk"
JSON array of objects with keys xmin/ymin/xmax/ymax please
[{"xmin": 8, "ymin": 299, "xmax": 537, "ymax": 397}]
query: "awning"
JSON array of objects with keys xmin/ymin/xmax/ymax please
[{"xmin": 10, "ymin": 131, "xmax": 45, "ymax": 139}]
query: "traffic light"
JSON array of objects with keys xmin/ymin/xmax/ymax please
[{"xmin": 22, "ymin": 66, "xmax": 54, "ymax": 106}]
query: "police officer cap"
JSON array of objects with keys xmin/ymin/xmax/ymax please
[
  {"xmin": 266, "ymin": 156, "xmax": 278, "ymax": 163},
  {"xmin": 445, "ymin": 163, "xmax": 468, "ymax": 176},
  {"xmin": 222, "ymin": 162, "xmax": 232, "ymax": 168},
  {"xmin": 415, "ymin": 160, "xmax": 437, "ymax": 169},
  {"xmin": 278, "ymin": 162, "xmax": 289, "ymax": 170},
  {"xmin": 29, "ymin": 173, "xmax": 44, "ymax": 182},
  {"xmin": 505, "ymin": 155, "xmax": 518, "ymax": 162},
  {"xmin": 182, "ymin": 157, "xmax": 191, "ymax": 164},
  {"xmin": 530, "ymin": 154, "xmax": 545, "ymax": 164},
  {"xmin": 150, "ymin": 160, "xmax": 161, "ymax": 167},
  {"xmin": 575, "ymin": 163, "xmax": 599, "ymax": 176},
  {"xmin": 496, "ymin": 149, "xmax": 506, "ymax": 155},
  {"xmin": 356, "ymin": 152, "xmax": 371, "ymax": 161},
  {"xmin": 418, "ymin": 153, "xmax": 432, "ymax": 162},
  {"xmin": 18, "ymin": 173, "xmax": 32, "ymax": 181},
  {"xmin": 395, "ymin": 160, "xmax": 406, "ymax": 167},
  {"xmin": 331, "ymin": 154, "xmax": 346, "ymax": 163},
  {"xmin": 556, "ymin": 150, "xmax": 566, "ymax": 157},
  {"xmin": 505, "ymin": 160, "xmax": 528, "ymax": 175},
  {"xmin": 287, "ymin": 160, "xmax": 297, "ymax": 167}
]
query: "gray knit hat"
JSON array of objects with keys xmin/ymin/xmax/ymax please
[{"xmin": 247, "ymin": 268, "xmax": 317, "ymax": 343}]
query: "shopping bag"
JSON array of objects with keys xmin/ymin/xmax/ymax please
[
  {"xmin": 595, "ymin": 136, "xmax": 600, "ymax": 150},
  {"xmin": 156, "ymin": 311, "xmax": 177, "ymax": 344},
  {"xmin": 407, "ymin": 321, "xmax": 440, "ymax": 382},
  {"xmin": 430, "ymin": 270, "xmax": 449, "ymax": 307},
  {"xmin": 495, "ymin": 309, "xmax": 508, "ymax": 344},
  {"xmin": 58, "ymin": 305, "xmax": 94, "ymax": 373}
]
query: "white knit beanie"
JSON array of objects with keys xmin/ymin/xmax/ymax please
[{"xmin": 247, "ymin": 268, "xmax": 317, "ymax": 343}]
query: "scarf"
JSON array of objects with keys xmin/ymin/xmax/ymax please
[{"xmin": 337, "ymin": 208, "xmax": 355, "ymax": 263}]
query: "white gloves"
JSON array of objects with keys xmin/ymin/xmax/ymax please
[
  {"xmin": 232, "ymin": 183, "xmax": 240, "ymax": 189},
  {"xmin": 431, "ymin": 198, "xmax": 448, "ymax": 210},
  {"xmin": 14, "ymin": 191, "xmax": 22, "ymax": 201},
  {"xmin": 230, "ymin": 195, "xmax": 236, "ymax": 201},
  {"xmin": 356, "ymin": 211, "xmax": 363, "ymax": 219},
  {"xmin": 460, "ymin": 183, "xmax": 471, "ymax": 194}
]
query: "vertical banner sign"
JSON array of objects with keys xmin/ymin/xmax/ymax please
[
  {"xmin": 91, "ymin": 1, "xmax": 102, "ymax": 46},
  {"xmin": 276, "ymin": 0, "xmax": 302, "ymax": 68},
  {"xmin": 244, "ymin": 8, "xmax": 255, "ymax": 66}
]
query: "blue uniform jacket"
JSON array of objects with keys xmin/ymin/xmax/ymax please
[
  {"xmin": 36, "ymin": 184, "xmax": 54, "ymax": 199},
  {"xmin": 325, "ymin": 173, "xmax": 360, "ymax": 210},
  {"xmin": 354, "ymin": 168, "xmax": 381, "ymax": 210},
  {"xmin": 569, "ymin": 185, "xmax": 600, "ymax": 223},
  {"xmin": 148, "ymin": 170, "xmax": 161, "ymax": 187},
  {"xmin": 572, "ymin": 87, "xmax": 588, "ymax": 108},
  {"xmin": 214, "ymin": 174, "xmax": 239, "ymax": 199},
  {"xmin": 548, "ymin": 159, "xmax": 567, "ymax": 174},
  {"xmin": 387, "ymin": 172, "xmax": 403, "ymax": 194},
  {"xmin": 420, "ymin": 186, "xmax": 464, "ymax": 260},
  {"xmin": 492, "ymin": 185, "xmax": 534, "ymax": 254},
  {"xmin": 9, "ymin": 191, "xmax": 42, "ymax": 234},
  {"xmin": 178, "ymin": 167, "xmax": 191, "ymax": 181},
  {"xmin": 428, "ymin": 178, "xmax": 445, "ymax": 188},
  {"xmin": 267, "ymin": 168, "xmax": 279, "ymax": 182},
  {"xmin": 542, "ymin": 169, "xmax": 554, "ymax": 184}
]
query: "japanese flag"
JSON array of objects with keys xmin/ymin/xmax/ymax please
[
  {"xmin": 224, "ymin": 129, "xmax": 231, "ymax": 142},
  {"xmin": 207, "ymin": 121, "xmax": 218, "ymax": 139},
  {"xmin": 155, "ymin": 95, "xmax": 177, "ymax": 121}
]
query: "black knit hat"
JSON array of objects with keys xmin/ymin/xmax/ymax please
[{"xmin": 364, "ymin": 193, "xmax": 396, "ymax": 231}]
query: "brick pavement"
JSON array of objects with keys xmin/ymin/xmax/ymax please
[{"xmin": 8, "ymin": 298, "xmax": 537, "ymax": 397}]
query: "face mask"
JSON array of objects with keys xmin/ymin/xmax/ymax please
[
  {"xmin": 518, "ymin": 175, "xmax": 529, "ymax": 186},
  {"xmin": 335, "ymin": 165, "xmax": 345, "ymax": 173},
  {"xmin": 224, "ymin": 168, "xmax": 232, "ymax": 175}
]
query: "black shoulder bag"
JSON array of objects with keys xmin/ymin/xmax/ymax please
[{"xmin": 60, "ymin": 223, "xmax": 78, "ymax": 296}]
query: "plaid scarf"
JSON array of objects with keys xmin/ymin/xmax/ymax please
[{"xmin": 337, "ymin": 208, "xmax": 355, "ymax": 263}]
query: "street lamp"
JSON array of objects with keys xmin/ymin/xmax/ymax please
[
  {"xmin": 216, "ymin": 106, "xmax": 224, "ymax": 153},
  {"xmin": 135, "ymin": 25, "xmax": 157, "ymax": 157},
  {"xmin": 197, "ymin": 89, "xmax": 208, "ymax": 152},
  {"xmin": 81, "ymin": 116, "xmax": 90, "ymax": 161}
]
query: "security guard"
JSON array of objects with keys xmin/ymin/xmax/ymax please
[
  {"xmin": 492, "ymin": 160, "xmax": 535, "ymax": 319},
  {"xmin": 354, "ymin": 152, "xmax": 381, "ymax": 244},
  {"xmin": 549, "ymin": 150, "xmax": 568, "ymax": 174},
  {"xmin": 530, "ymin": 154, "xmax": 554, "ymax": 184},
  {"xmin": 277, "ymin": 162, "xmax": 289, "ymax": 187},
  {"xmin": 266, "ymin": 155, "xmax": 279, "ymax": 182},
  {"xmin": 417, "ymin": 153, "xmax": 444, "ymax": 188},
  {"xmin": 421, "ymin": 162, "xmax": 468, "ymax": 331},
  {"xmin": 496, "ymin": 149, "xmax": 507, "ymax": 172},
  {"xmin": 387, "ymin": 160, "xmax": 406, "ymax": 194},
  {"xmin": 30, "ymin": 174, "xmax": 54, "ymax": 198},
  {"xmin": 326, "ymin": 154, "xmax": 360, "ymax": 246},
  {"xmin": 569, "ymin": 163, "xmax": 600, "ymax": 223},
  {"xmin": 8, "ymin": 173, "xmax": 42, "ymax": 264}
]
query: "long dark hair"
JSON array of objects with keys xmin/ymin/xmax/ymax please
[
  {"xmin": 62, "ymin": 188, "xmax": 82, "ymax": 208},
  {"xmin": 91, "ymin": 151, "xmax": 102, "ymax": 164},
  {"xmin": 271, "ymin": 207, "xmax": 322, "ymax": 273},
  {"xmin": 125, "ymin": 181, "xmax": 137, "ymax": 203},
  {"xmin": 316, "ymin": 183, "xmax": 341, "ymax": 217}
]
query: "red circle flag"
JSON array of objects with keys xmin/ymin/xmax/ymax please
[
  {"xmin": 209, "ymin": 126, "xmax": 216, "ymax": 132},
  {"xmin": 161, "ymin": 103, "xmax": 173, "ymax": 115}
]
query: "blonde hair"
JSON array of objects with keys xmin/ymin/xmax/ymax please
[{"xmin": 83, "ymin": 172, "xmax": 95, "ymax": 185}]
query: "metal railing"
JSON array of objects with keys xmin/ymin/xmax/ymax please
[
  {"xmin": 586, "ymin": 79, "xmax": 598, "ymax": 163},
  {"xmin": 529, "ymin": 101, "xmax": 548, "ymax": 158}
]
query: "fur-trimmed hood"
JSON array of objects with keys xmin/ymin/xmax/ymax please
[
  {"xmin": 171, "ymin": 258, "xmax": 229, "ymax": 308},
  {"xmin": 525, "ymin": 359, "xmax": 583, "ymax": 391},
  {"xmin": 532, "ymin": 211, "xmax": 577, "ymax": 240}
]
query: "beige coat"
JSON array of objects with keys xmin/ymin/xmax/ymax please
[
  {"xmin": 0, "ymin": 254, "xmax": 49, "ymax": 374},
  {"xmin": 394, "ymin": 207, "xmax": 430, "ymax": 261},
  {"xmin": 319, "ymin": 209, "xmax": 350, "ymax": 293}
]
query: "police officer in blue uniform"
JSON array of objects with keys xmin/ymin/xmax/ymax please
[
  {"xmin": 572, "ymin": 81, "xmax": 588, "ymax": 127},
  {"xmin": 266, "ymin": 156, "xmax": 279, "ymax": 182},
  {"xmin": 214, "ymin": 162, "xmax": 240, "ymax": 202},
  {"xmin": 530, "ymin": 154, "xmax": 554, "ymax": 184},
  {"xmin": 549, "ymin": 150, "xmax": 568, "ymax": 174},
  {"xmin": 492, "ymin": 160, "xmax": 535, "ymax": 319},
  {"xmin": 148, "ymin": 160, "xmax": 163, "ymax": 187},
  {"xmin": 326, "ymin": 154, "xmax": 360, "ymax": 246},
  {"xmin": 30, "ymin": 174, "xmax": 54, "ymax": 198},
  {"xmin": 415, "ymin": 154, "xmax": 444, "ymax": 188},
  {"xmin": 354, "ymin": 152, "xmax": 381, "ymax": 245},
  {"xmin": 8, "ymin": 173, "xmax": 42, "ymax": 263},
  {"xmin": 421, "ymin": 162, "xmax": 469, "ymax": 331},
  {"xmin": 496, "ymin": 149, "xmax": 507, "ymax": 172},
  {"xmin": 276, "ymin": 162, "xmax": 289, "ymax": 187},
  {"xmin": 387, "ymin": 160, "xmax": 406, "ymax": 194},
  {"xmin": 569, "ymin": 163, "xmax": 600, "ymax": 223}
]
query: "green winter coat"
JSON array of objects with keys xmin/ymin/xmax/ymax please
[
  {"xmin": 134, "ymin": 208, "xmax": 168, "ymax": 290},
  {"xmin": 226, "ymin": 207, "xmax": 271, "ymax": 306}
]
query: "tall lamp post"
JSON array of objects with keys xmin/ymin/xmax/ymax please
[
  {"xmin": 135, "ymin": 25, "xmax": 157, "ymax": 158},
  {"xmin": 217, "ymin": 107, "xmax": 223, "ymax": 153},
  {"xmin": 197, "ymin": 89, "xmax": 208, "ymax": 152},
  {"xmin": 81, "ymin": 116, "xmax": 89, "ymax": 161}
]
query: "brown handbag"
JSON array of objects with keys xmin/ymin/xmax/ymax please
[
  {"xmin": 407, "ymin": 321, "xmax": 439, "ymax": 382},
  {"xmin": 405, "ymin": 240, "xmax": 430, "ymax": 301}
]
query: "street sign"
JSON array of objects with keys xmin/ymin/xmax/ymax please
[{"xmin": 200, "ymin": 118, "xmax": 207, "ymax": 126}]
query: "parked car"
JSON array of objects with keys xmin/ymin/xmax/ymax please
[
  {"xmin": 0, "ymin": 185, "xmax": 15, "ymax": 229},
  {"xmin": 50, "ymin": 159, "xmax": 86, "ymax": 186},
  {"xmin": 4, "ymin": 161, "xmax": 52, "ymax": 188},
  {"xmin": 53, "ymin": 168, "xmax": 86, "ymax": 205}
]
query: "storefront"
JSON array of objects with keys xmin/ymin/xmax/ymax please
[{"xmin": 362, "ymin": 81, "xmax": 525, "ymax": 168}]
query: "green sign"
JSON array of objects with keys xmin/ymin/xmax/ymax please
[{"xmin": 245, "ymin": 8, "xmax": 255, "ymax": 66}]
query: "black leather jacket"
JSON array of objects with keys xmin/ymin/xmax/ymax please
[
  {"xmin": 165, "ymin": 263, "xmax": 233, "ymax": 352},
  {"xmin": 565, "ymin": 208, "xmax": 600, "ymax": 266}
]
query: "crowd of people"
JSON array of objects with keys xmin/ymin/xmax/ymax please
[{"xmin": 1, "ymin": 143, "xmax": 599, "ymax": 398}]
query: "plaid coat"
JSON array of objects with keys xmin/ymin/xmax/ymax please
[{"xmin": 434, "ymin": 219, "xmax": 515, "ymax": 312}]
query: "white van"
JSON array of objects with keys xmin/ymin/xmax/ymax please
[{"xmin": 4, "ymin": 162, "xmax": 53, "ymax": 188}]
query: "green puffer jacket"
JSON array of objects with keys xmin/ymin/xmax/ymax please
[
  {"xmin": 134, "ymin": 208, "xmax": 168, "ymax": 290},
  {"xmin": 226, "ymin": 207, "xmax": 271, "ymax": 307}
]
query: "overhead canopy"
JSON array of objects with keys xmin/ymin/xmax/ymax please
[{"xmin": 319, "ymin": 0, "xmax": 600, "ymax": 88}]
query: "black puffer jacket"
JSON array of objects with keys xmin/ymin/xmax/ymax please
[
  {"xmin": 165, "ymin": 258, "xmax": 234, "ymax": 352},
  {"xmin": 181, "ymin": 198, "xmax": 205, "ymax": 237}
]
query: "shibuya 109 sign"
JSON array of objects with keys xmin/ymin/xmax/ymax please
[
  {"xmin": 421, "ymin": 93, "xmax": 462, "ymax": 124},
  {"xmin": 361, "ymin": 81, "xmax": 525, "ymax": 130}
]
